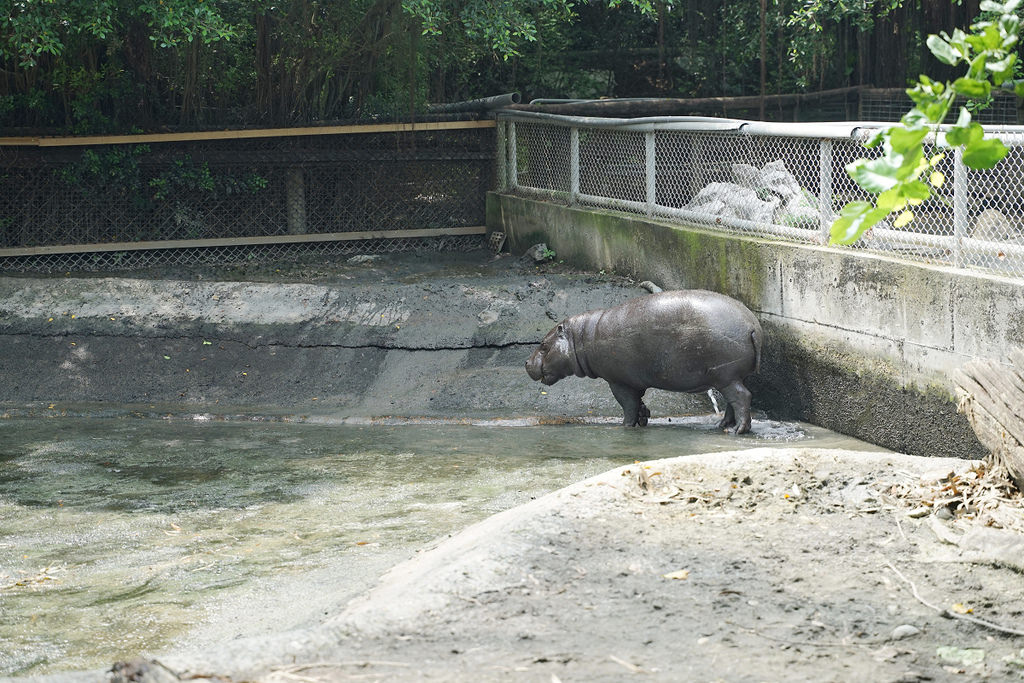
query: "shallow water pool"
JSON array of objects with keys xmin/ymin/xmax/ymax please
[{"xmin": 0, "ymin": 415, "xmax": 880, "ymax": 675}]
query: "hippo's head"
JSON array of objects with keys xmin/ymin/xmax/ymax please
[{"xmin": 526, "ymin": 322, "xmax": 575, "ymax": 386}]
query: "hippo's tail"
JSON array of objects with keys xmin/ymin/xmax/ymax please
[
  {"xmin": 639, "ymin": 280, "xmax": 663, "ymax": 294},
  {"xmin": 750, "ymin": 328, "xmax": 762, "ymax": 374}
]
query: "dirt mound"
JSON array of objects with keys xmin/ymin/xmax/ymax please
[{"xmin": 148, "ymin": 447, "xmax": 1024, "ymax": 682}]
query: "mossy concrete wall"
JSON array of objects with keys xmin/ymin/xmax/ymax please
[{"xmin": 488, "ymin": 192, "xmax": 1024, "ymax": 459}]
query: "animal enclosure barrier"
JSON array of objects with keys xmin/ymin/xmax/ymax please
[
  {"xmin": 0, "ymin": 121, "xmax": 495, "ymax": 272},
  {"xmin": 498, "ymin": 112, "xmax": 1024, "ymax": 281}
]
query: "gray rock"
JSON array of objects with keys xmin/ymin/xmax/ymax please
[
  {"xmin": 684, "ymin": 160, "xmax": 820, "ymax": 229},
  {"xmin": 890, "ymin": 624, "xmax": 921, "ymax": 641},
  {"xmin": 525, "ymin": 243, "xmax": 552, "ymax": 262},
  {"xmin": 347, "ymin": 254, "xmax": 383, "ymax": 265}
]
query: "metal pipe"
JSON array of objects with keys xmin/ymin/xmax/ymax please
[
  {"xmin": 427, "ymin": 92, "xmax": 522, "ymax": 113},
  {"xmin": 651, "ymin": 205, "xmax": 822, "ymax": 242},
  {"xmin": 529, "ymin": 98, "xmax": 587, "ymax": 105},
  {"xmin": 739, "ymin": 120, "xmax": 873, "ymax": 139},
  {"xmin": 569, "ymin": 128, "xmax": 580, "ymax": 204},
  {"xmin": 500, "ymin": 110, "xmax": 872, "ymax": 139},
  {"xmin": 871, "ymin": 227, "xmax": 954, "ymax": 251},
  {"xmin": 819, "ymin": 139, "xmax": 833, "ymax": 242},
  {"xmin": 953, "ymin": 147, "xmax": 968, "ymax": 268},
  {"xmin": 499, "ymin": 110, "xmax": 1024, "ymax": 141},
  {"xmin": 645, "ymin": 131, "xmax": 656, "ymax": 215}
]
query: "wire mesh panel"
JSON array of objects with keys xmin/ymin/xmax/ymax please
[
  {"xmin": 577, "ymin": 128, "xmax": 646, "ymax": 211},
  {"xmin": 0, "ymin": 234, "xmax": 487, "ymax": 275},
  {"xmin": 499, "ymin": 112, "xmax": 1024, "ymax": 281},
  {"xmin": 958, "ymin": 131, "xmax": 1024, "ymax": 272},
  {"xmin": 0, "ymin": 122, "xmax": 495, "ymax": 272},
  {"xmin": 860, "ymin": 88, "xmax": 1021, "ymax": 125},
  {"xmin": 512, "ymin": 122, "xmax": 571, "ymax": 196}
]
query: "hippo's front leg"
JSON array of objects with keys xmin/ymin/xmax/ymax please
[
  {"xmin": 638, "ymin": 400, "xmax": 650, "ymax": 427},
  {"xmin": 607, "ymin": 381, "xmax": 648, "ymax": 427}
]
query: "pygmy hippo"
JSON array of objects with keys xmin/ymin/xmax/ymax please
[{"xmin": 526, "ymin": 290, "xmax": 762, "ymax": 434}]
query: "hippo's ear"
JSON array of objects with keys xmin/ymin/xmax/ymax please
[{"xmin": 556, "ymin": 323, "xmax": 566, "ymax": 335}]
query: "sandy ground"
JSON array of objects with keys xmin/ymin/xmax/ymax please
[{"xmin": 113, "ymin": 447, "xmax": 1024, "ymax": 683}]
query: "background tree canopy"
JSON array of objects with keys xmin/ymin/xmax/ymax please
[{"xmin": 0, "ymin": 0, "xmax": 1016, "ymax": 133}]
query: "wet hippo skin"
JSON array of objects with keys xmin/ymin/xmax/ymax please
[{"xmin": 526, "ymin": 290, "xmax": 763, "ymax": 434}]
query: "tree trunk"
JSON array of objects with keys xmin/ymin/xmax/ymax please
[
  {"xmin": 657, "ymin": 0, "xmax": 667, "ymax": 93},
  {"xmin": 953, "ymin": 351, "xmax": 1024, "ymax": 490},
  {"xmin": 255, "ymin": 12, "xmax": 275, "ymax": 122},
  {"xmin": 180, "ymin": 38, "xmax": 201, "ymax": 126},
  {"xmin": 872, "ymin": 8, "xmax": 906, "ymax": 88},
  {"xmin": 759, "ymin": 0, "xmax": 766, "ymax": 120},
  {"xmin": 505, "ymin": 86, "xmax": 863, "ymax": 117}
]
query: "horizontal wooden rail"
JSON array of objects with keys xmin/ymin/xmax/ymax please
[
  {"xmin": 0, "ymin": 120, "xmax": 496, "ymax": 148},
  {"xmin": 0, "ymin": 226, "xmax": 487, "ymax": 258}
]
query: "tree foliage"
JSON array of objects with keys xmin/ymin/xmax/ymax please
[
  {"xmin": 831, "ymin": 0, "xmax": 1023, "ymax": 245},
  {"xmin": 0, "ymin": 0, "xmax": 1020, "ymax": 133}
]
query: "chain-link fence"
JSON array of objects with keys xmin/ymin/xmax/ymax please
[
  {"xmin": 859, "ymin": 88, "xmax": 1021, "ymax": 125},
  {"xmin": 0, "ymin": 121, "xmax": 495, "ymax": 273},
  {"xmin": 498, "ymin": 112, "xmax": 1024, "ymax": 280}
]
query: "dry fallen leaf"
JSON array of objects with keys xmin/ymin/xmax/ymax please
[{"xmin": 663, "ymin": 569, "xmax": 690, "ymax": 580}]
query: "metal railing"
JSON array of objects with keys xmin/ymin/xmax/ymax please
[{"xmin": 497, "ymin": 111, "xmax": 1024, "ymax": 279}]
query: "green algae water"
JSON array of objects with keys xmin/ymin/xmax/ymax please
[{"xmin": 0, "ymin": 415, "xmax": 880, "ymax": 675}]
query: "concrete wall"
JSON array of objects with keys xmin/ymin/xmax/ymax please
[
  {"xmin": 0, "ymin": 254, "xmax": 697, "ymax": 422},
  {"xmin": 488, "ymin": 192, "xmax": 1024, "ymax": 458}
]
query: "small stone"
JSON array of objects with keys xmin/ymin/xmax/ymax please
[
  {"xmin": 935, "ymin": 506, "xmax": 955, "ymax": 520},
  {"xmin": 919, "ymin": 468, "xmax": 953, "ymax": 485},
  {"xmin": 347, "ymin": 254, "xmax": 382, "ymax": 265},
  {"xmin": 906, "ymin": 506, "xmax": 930, "ymax": 518},
  {"xmin": 525, "ymin": 243, "xmax": 551, "ymax": 263},
  {"xmin": 890, "ymin": 624, "xmax": 921, "ymax": 641}
]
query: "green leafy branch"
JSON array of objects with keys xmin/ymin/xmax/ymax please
[{"xmin": 830, "ymin": 0, "xmax": 1023, "ymax": 245}]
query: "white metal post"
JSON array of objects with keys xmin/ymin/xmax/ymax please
[
  {"xmin": 496, "ymin": 120, "xmax": 508, "ymax": 192},
  {"xmin": 508, "ymin": 121, "xmax": 518, "ymax": 190},
  {"xmin": 818, "ymin": 139, "xmax": 833, "ymax": 243},
  {"xmin": 645, "ymin": 131, "xmax": 656, "ymax": 215},
  {"xmin": 570, "ymin": 127, "xmax": 580, "ymax": 204},
  {"xmin": 953, "ymin": 147, "xmax": 967, "ymax": 268}
]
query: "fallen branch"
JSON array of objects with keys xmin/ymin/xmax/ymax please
[
  {"xmin": 270, "ymin": 661, "xmax": 413, "ymax": 673},
  {"xmin": 728, "ymin": 621, "xmax": 884, "ymax": 648},
  {"xmin": 608, "ymin": 654, "xmax": 645, "ymax": 673},
  {"xmin": 885, "ymin": 561, "xmax": 1024, "ymax": 637}
]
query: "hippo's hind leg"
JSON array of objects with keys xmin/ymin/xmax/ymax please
[
  {"xmin": 718, "ymin": 380, "xmax": 752, "ymax": 435},
  {"xmin": 638, "ymin": 400, "xmax": 650, "ymax": 427},
  {"xmin": 716, "ymin": 402, "xmax": 736, "ymax": 432},
  {"xmin": 608, "ymin": 381, "xmax": 648, "ymax": 427}
]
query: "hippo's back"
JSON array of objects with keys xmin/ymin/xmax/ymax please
[{"xmin": 586, "ymin": 290, "xmax": 761, "ymax": 391}]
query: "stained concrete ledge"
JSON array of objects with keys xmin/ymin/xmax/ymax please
[{"xmin": 486, "ymin": 192, "xmax": 1010, "ymax": 459}]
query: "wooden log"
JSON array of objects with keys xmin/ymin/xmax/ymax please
[
  {"xmin": 953, "ymin": 355, "xmax": 1024, "ymax": 490},
  {"xmin": 503, "ymin": 86, "xmax": 863, "ymax": 118}
]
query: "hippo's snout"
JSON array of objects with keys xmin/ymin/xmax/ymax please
[{"xmin": 525, "ymin": 352, "xmax": 544, "ymax": 382}]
